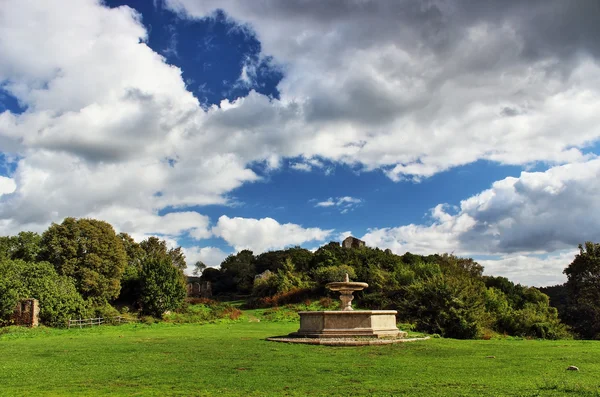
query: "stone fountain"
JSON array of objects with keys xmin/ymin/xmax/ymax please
[{"xmin": 289, "ymin": 274, "xmax": 403, "ymax": 338}]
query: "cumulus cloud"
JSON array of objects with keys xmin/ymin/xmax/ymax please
[
  {"xmin": 337, "ymin": 231, "xmax": 353, "ymax": 242},
  {"xmin": 290, "ymin": 157, "xmax": 329, "ymax": 173},
  {"xmin": 0, "ymin": 0, "xmax": 258, "ymax": 237},
  {"xmin": 89, "ymin": 206, "xmax": 212, "ymax": 240},
  {"xmin": 479, "ymin": 250, "xmax": 578, "ymax": 287},
  {"xmin": 315, "ymin": 196, "xmax": 362, "ymax": 213},
  {"xmin": 166, "ymin": 0, "xmax": 600, "ymax": 179},
  {"xmin": 364, "ymin": 159, "xmax": 600, "ymax": 255},
  {"xmin": 362, "ymin": 159, "xmax": 600, "ymax": 285},
  {"xmin": 183, "ymin": 246, "xmax": 230, "ymax": 270},
  {"xmin": 0, "ymin": 176, "xmax": 16, "ymax": 196},
  {"xmin": 212, "ymin": 215, "xmax": 332, "ymax": 253}
]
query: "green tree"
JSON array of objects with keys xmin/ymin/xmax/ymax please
[
  {"xmin": 139, "ymin": 237, "xmax": 187, "ymax": 270},
  {"xmin": 118, "ymin": 232, "xmax": 145, "ymax": 272},
  {"xmin": 313, "ymin": 264, "xmax": 357, "ymax": 285},
  {"xmin": 0, "ymin": 232, "xmax": 42, "ymax": 262},
  {"xmin": 0, "ymin": 259, "xmax": 87, "ymax": 325},
  {"xmin": 220, "ymin": 250, "xmax": 256, "ymax": 294},
  {"xmin": 252, "ymin": 258, "xmax": 311, "ymax": 297},
  {"xmin": 139, "ymin": 256, "xmax": 186, "ymax": 317},
  {"xmin": 564, "ymin": 242, "xmax": 600, "ymax": 339},
  {"xmin": 117, "ymin": 235, "xmax": 188, "ymax": 307},
  {"xmin": 193, "ymin": 261, "xmax": 207, "ymax": 276},
  {"xmin": 117, "ymin": 232, "xmax": 145, "ymax": 306},
  {"xmin": 38, "ymin": 218, "xmax": 127, "ymax": 304},
  {"xmin": 400, "ymin": 274, "xmax": 488, "ymax": 339}
]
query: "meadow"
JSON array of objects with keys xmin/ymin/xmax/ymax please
[{"xmin": 1, "ymin": 317, "xmax": 599, "ymax": 397}]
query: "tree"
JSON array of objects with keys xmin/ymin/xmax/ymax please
[
  {"xmin": 0, "ymin": 259, "xmax": 87, "ymax": 325},
  {"xmin": 192, "ymin": 261, "xmax": 207, "ymax": 276},
  {"xmin": 38, "ymin": 218, "xmax": 127, "ymax": 304},
  {"xmin": 139, "ymin": 256, "xmax": 186, "ymax": 317},
  {"xmin": 0, "ymin": 232, "xmax": 42, "ymax": 262},
  {"xmin": 118, "ymin": 232, "xmax": 145, "ymax": 272},
  {"xmin": 564, "ymin": 242, "xmax": 600, "ymax": 339},
  {"xmin": 117, "ymin": 232, "xmax": 146, "ymax": 306},
  {"xmin": 139, "ymin": 237, "xmax": 187, "ymax": 270},
  {"xmin": 400, "ymin": 273, "xmax": 488, "ymax": 339},
  {"xmin": 220, "ymin": 250, "xmax": 256, "ymax": 294}
]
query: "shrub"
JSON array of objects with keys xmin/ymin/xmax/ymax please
[
  {"xmin": 92, "ymin": 303, "xmax": 120, "ymax": 319},
  {"xmin": 0, "ymin": 259, "xmax": 87, "ymax": 326},
  {"xmin": 252, "ymin": 258, "xmax": 312, "ymax": 298},
  {"xmin": 139, "ymin": 256, "xmax": 186, "ymax": 317},
  {"xmin": 164, "ymin": 301, "xmax": 243, "ymax": 324},
  {"xmin": 319, "ymin": 297, "xmax": 334, "ymax": 308},
  {"xmin": 313, "ymin": 265, "xmax": 356, "ymax": 285},
  {"xmin": 400, "ymin": 274, "xmax": 487, "ymax": 339},
  {"xmin": 248, "ymin": 287, "xmax": 314, "ymax": 308},
  {"xmin": 186, "ymin": 297, "xmax": 218, "ymax": 305}
]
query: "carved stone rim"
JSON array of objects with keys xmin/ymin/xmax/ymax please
[
  {"xmin": 297, "ymin": 310, "xmax": 398, "ymax": 315},
  {"xmin": 325, "ymin": 281, "xmax": 368, "ymax": 291}
]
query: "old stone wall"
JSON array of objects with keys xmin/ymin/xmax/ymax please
[
  {"xmin": 12, "ymin": 298, "xmax": 40, "ymax": 327},
  {"xmin": 186, "ymin": 281, "xmax": 212, "ymax": 298}
]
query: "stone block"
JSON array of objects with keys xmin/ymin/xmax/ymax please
[{"xmin": 291, "ymin": 310, "xmax": 403, "ymax": 338}]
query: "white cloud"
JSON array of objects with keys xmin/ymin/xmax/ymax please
[
  {"xmin": 315, "ymin": 196, "xmax": 362, "ymax": 213},
  {"xmin": 364, "ymin": 159, "xmax": 600, "ymax": 256},
  {"xmin": 89, "ymin": 206, "xmax": 212, "ymax": 240},
  {"xmin": 315, "ymin": 199, "xmax": 335, "ymax": 207},
  {"xmin": 362, "ymin": 159, "xmax": 600, "ymax": 285},
  {"xmin": 0, "ymin": 176, "xmax": 16, "ymax": 196},
  {"xmin": 166, "ymin": 0, "xmax": 600, "ymax": 180},
  {"xmin": 337, "ymin": 231, "xmax": 352, "ymax": 242},
  {"xmin": 183, "ymin": 246, "xmax": 229, "ymax": 271},
  {"xmin": 479, "ymin": 250, "xmax": 577, "ymax": 287},
  {"xmin": 0, "ymin": 0, "xmax": 259, "ymax": 238},
  {"xmin": 290, "ymin": 157, "xmax": 327, "ymax": 173},
  {"xmin": 212, "ymin": 215, "xmax": 332, "ymax": 253}
]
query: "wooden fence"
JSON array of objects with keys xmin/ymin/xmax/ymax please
[{"xmin": 67, "ymin": 316, "xmax": 139, "ymax": 329}]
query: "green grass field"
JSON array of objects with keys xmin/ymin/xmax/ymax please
[{"xmin": 1, "ymin": 320, "xmax": 599, "ymax": 396}]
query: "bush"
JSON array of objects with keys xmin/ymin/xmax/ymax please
[
  {"xmin": 164, "ymin": 301, "xmax": 243, "ymax": 323},
  {"xmin": 319, "ymin": 297, "xmax": 334, "ymax": 308},
  {"xmin": 0, "ymin": 259, "xmax": 87, "ymax": 326},
  {"xmin": 495, "ymin": 303, "xmax": 570, "ymax": 339},
  {"xmin": 92, "ymin": 303, "xmax": 121, "ymax": 319},
  {"xmin": 252, "ymin": 258, "xmax": 312, "ymax": 298},
  {"xmin": 313, "ymin": 265, "xmax": 356, "ymax": 285},
  {"xmin": 399, "ymin": 274, "xmax": 487, "ymax": 339},
  {"xmin": 247, "ymin": 287, "xmax": 314, "ymax": 308},
  {"xmin": 139, "ymin": 256, "xmax": 186, "ymax": 317}
]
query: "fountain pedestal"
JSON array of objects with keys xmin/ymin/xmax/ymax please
[
  {"xmin": 291, "ymin": 310, "xmax": 404, "ymax": 338},
  {"xmin": 290, "ymin": 274, "xmax": 404, "ymax": 339}
]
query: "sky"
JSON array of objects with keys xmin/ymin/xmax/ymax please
[{"xmin": 1, "ymin": 0, "xmax": 600, "ymax": 286}]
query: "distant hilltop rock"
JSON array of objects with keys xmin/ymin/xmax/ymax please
[{"xmin": 342, "ymin": 236, "xmax": 365, "ymax": 249}]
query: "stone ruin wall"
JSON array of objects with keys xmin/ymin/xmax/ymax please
[
  {"xmin": 11, "ymin": 298, "xmax": 40, "ymax": 327},
  {"xmin": 186, "ymin": 281, "xmax": 212, "ymax": 298}
]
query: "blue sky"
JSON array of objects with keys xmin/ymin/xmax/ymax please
[{"xmin": 1, "ymin": 0, "xmax": 600, "ymax": 286}]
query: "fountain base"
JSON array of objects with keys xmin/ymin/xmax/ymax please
[{"xmin": 290, "ymin": 310, "xmax": 404, "ymax": 338}]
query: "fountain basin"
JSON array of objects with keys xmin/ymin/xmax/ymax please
[
  {"xmin": 290, "ymin": 310, "xmax": 404, "ymax": 338},
  {"xmin": 325, "ymin": 281, "xmax": 368, "ymax": 291}
]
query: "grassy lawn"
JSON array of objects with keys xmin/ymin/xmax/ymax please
[{"xmin": 1, "ymin": 320, "xmax": 599, "ymax": 396}]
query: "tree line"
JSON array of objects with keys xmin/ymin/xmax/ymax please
[
  {"xmin": 200, "ymin": 241, "xmax": 600, "ymax": 340},
  {"xmin": 0, "ymin": 218, "xmax": 187, "ymax": 325},
  {"xmin": 2, "ymin": 217, "xmax": 599, "ymax": 340}
]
